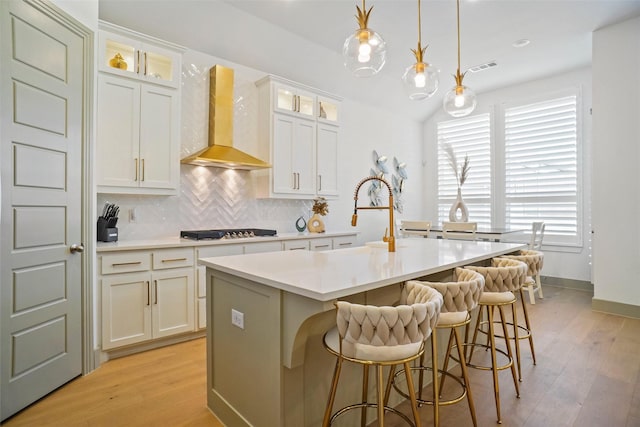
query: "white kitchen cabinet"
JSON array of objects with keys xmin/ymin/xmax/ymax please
[
  {"xmin": 332, "ymin": 234, "xmax": 358, "ymax": 249},
  {"xmin": 316, "ymin": 123, "xmax": 339, "ymax": 196},
  {"xmin": 96, "ymin": 22, "xmax": 182, "ymax": 196},
  {"xmin": 101, "ymin": 248, "xmax": 194, "ymax": 350},
  {"xmin": 310, "ymin": 238, "xmax": 333, "ymax": 251},
  {"xmin": 98, "ymin": 22, "xmax": 182, "ymax": 89},
  {"xmin": 272, "ymin": 114, "xmax": 316, "ymax": 196},
  {"xmin": 284, "ymin": 240, "xmax": 310, "ymax": 251},
  {"xmin": 96, "ymin": 74, "xmax": 179, "ymax": 194},
  {"xmin": 255, "ymin": 75, "xmax": 342, "ymax": 199}
]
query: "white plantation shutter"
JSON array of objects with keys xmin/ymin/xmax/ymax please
[
  {"xmin": 437, "ymin": 114, "xmax": 492, "ymax": 227},
  {"xmin": 504, "ymin": 95, "xmax": 579, "ymax": 245}
]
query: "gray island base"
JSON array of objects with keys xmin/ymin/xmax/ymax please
[{"xmin": 199, "ymin": 238, "xmax": 525, "ymax": 426}]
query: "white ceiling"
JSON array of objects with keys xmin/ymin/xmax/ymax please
[{"xmin": 99, "ymin": 0, "xmax": 640, "ymax": 121}]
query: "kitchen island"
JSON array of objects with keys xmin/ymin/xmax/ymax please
[{"xmin": 200, "ymin": 238, "xmax": 525, "ymax": 427}]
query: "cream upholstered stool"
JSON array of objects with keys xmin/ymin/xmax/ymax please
[
  {"xmin": 392, "ymin": 268, "xmax": 485, "ymax": 427},
  {"xmin": 498, "ymin": 249, "xmax": 543, "ymax": 378},
  {"xmin": 464, "ymin": 258, "xmax": 528, "ymax": 424},
  {"xmin": 322, "ymin": 282, "xmax": 443, "ymax": 427}
]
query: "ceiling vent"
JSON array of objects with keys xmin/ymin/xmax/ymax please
[{"xmin": 468, "ymin": 61, "xmax": 498, "ymax": 73}]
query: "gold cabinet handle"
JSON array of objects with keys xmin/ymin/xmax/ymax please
[
  {"xmin": 134, "ymin": 158, "xmax": 138, "ymax": 181},
  {"xmin": 315, "ymin": 244, "xmax": 330, "ymax": 249},
  {"xmin": 144, "ymin": 52, "xmax": 148, "ymax": 76},
  {"xmin": 141, "ymin": 158, "xmax": 145, "ymax": 182},
  {"xmin": 318, "ymin": 175, "xmax": 322, "ymax": 191},
  {"xmin": 112, "ymin": 261, "xmax": 142, "ymax": 267},
  {"xmin": 136, "ymin": 51, "xmax": 140, "ymax": 74},
  {"xmin": 339, "ymin": 242, "xmax": 353, "ymax": 247},
  {"xmin": 146, "ymin": 281, "xmax": 150, "ymax": 306},
  {"xmin": 161, "ymin": 257, "xmax": 187, "ymax": 263},
  {"xmin": 154, "ymin": 280, "xmax": 158, "ymax": 305}
]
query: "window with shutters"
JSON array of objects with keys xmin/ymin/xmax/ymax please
[
  {"xmin": 504, "ymin": 94, "xmax": 580, "ymax": 246},
  {"xmin": 435, "ymin": 91, "xmax": 581, "ymax": 247},
  {"xmin": 437, "ymin": 113, "xmax": 492, "ymax": 227}
]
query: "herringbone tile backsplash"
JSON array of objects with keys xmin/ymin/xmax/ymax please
[{"xmin": 98, "ymin": 58, "xmax": 311, "ymax": 241}]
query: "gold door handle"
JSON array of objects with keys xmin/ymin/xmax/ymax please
[
  {"xmin": 161, "ymin": 257, "xmax": 187, "ymax": 263},
  {"xmin": 134, "ymin": 158, "xmax": 138, "ymax": 181},
  {"xmin": 154, "ymin": 280, "xmax": 158, "ymax": 305},
  {"xmin": 146, "ymin": 281, "xmax": 150, "ymax": 306},
  {"xmin": 136, "ymin": 51, "xmax": 140, "ymax": 74},
  {"xmin": 318, "ymin": 175, "xmax": 322, "ymax": 191},
  {"xmin": 112, "ymin": 261, "xmax": 142, "ymax": 267},
  {"xmin": 144, "ymin": 52, "xmax": 148, "ymax": 76},
  {"xmin": 70, "ymin": 244, "xmax": 84, "ymax": 253},
  {"xmin": 141, "ymin": 159, "xmax": 145, "ymax": 182}
]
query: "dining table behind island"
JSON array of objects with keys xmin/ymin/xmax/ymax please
[{"xmin": 199, "ymin": 238, "xmax": 526, "ymax": 427}]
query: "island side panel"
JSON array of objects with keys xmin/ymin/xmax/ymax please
[{"xmin": 207, "ymin": 269, "xmax": 282, "ymax": 427}]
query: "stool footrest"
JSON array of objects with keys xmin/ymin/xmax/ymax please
[
  {"xmin": 330, "ymin": 402, "xmax": 416, "ymax": 426},
  {"xmin": 392, "ymin": 366, "xmax": 467, "ymax": 406}
]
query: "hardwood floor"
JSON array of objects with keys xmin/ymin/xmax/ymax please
[{"xmin": 2, "ymin": 285, "xmax": 639, "ymax": 426}]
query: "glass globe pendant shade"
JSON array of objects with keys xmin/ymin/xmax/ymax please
[
  {"xmin": 402, "ymin": 61, "xmax": 439, "ymax": 100},
  {"xmin": 443, "ymin": 84, "xmax": 477, "ymax": 117},
  {"xmin": 343, "ymin": 28, "xmax": 387, "ymax": 77}
]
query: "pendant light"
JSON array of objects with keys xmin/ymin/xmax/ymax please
[
  {"xmin": 443, "ymin": 0, "xmax": 477, "ymax": 117},
  {"xmin": 401, "ymin": 0, "xmax": 439, "ymax": 100},
  {"xmin": 343, "ymin": 0, "xmax": 387, "ymax": 77}
]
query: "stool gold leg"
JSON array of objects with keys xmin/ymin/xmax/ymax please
[
  {"xmin": 498, "ymin": 306, "xmax": 520, "ymax": 396},
  {"xmin": 519, "ymin": 289, "xmax": 537, "ymax": 365},
  {"xmin": 438, "ymin": 329, "xmax": 455, "ymax": 395},
  {"xmin": 454, "ymin": 327, "xmax": 478, "ymax": 427},
  {"xmin": 403, "ymin": 361, "xmax": 422, "ymax": 427},
  {"xmin": 432, "ymin": 331, "xmax": 440, "ymax": 427},
  {"xmin": 487, "ymin": 305, "xmax": 502, "ymax": 423},
  {"xmin": 361, "ymin": 365, "xmax": 369, "ymax": 427},
  {"xmin": 323, "ymin": 357, "xmax": 343, "ymax": 427},
  {"xmin": 376, "ymin": 365, "xmax": 385, "ymax": 427}
]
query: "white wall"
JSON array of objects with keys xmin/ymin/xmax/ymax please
[
  {"xmin": 592, "ymin": 16, "xmax": 640, "ymax": 306},
  {"xmin": 423, "ymin": 67, "xmax": 593, "ymax": 282}
]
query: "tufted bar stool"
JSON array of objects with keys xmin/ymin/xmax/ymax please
[
  {"xmin": 497, "ymin": 249, "xmax": 543, "ymax": 380},
  {"xmin": 464, "ymin": 257, "xmax": 528, "ymax": 424},
  {"xmin": 503, "ymin": 249, "xmax": 544, "ymax": 304},
  {"xmin": 322, "ymin": 282, "xmax": 443, "ymax": 427},
  {"xmin": 392, "ymin": 267, "xmax": 485, "ymax": 427}
]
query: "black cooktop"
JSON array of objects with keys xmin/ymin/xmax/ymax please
[{"xmin": 180, "ymin": 228, "xmax": 277, "ymax": 240}]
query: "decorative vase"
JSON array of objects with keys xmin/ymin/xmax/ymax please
[
  {"xmin": 307, "ymin": 213, "xmax": 325, "ymax": 233},
  {"xmin": 448, "ymin": 187, "xmax": 469, "ymax": 222},
  {"xmin": 295, "ymin": 216, "xmax": 307, "ymax": 232}
]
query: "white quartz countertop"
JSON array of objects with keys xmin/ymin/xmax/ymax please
[
  {"xmin": 200, "ymin": 238, "xmax": 526, "ymax": 301},
  {"xmin": 96, "ymin": 231, "xmax": 357, "ymax": 252}
]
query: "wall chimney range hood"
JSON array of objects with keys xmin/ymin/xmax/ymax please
[{"xmin": 181, "ymin": 65, "xmax": 270, "ymax": 170}]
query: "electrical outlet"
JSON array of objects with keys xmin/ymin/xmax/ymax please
[
  {"xmin": 129, "ymin": 207, "xmax": 137, "ymax": 223},
  {"xmin": 231, "ymin": 309, "xmax": 244, "ymax": 329}
]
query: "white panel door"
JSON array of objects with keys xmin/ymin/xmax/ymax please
[
  {"xmin": 152, "ymin": 268, "xmax": 195, "ymax": 338},
  {"xmin": 1, "ymin": 1, "xmax": 84, "ymax": 420}
]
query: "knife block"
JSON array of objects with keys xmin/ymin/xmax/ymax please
[{"xmin": 97, "ymin": 217, "xmax": 118, "ymax": 242}]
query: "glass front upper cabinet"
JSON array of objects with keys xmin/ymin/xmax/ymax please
[
  {"xmin": 274, "ymin": 83, "xmax": 315, "ymax": 119},
  {"xmin": 98, "ymin": 29, "xmax": 181, "ymax": 89},
  {"xmin": 317, "ymin": 96, "xmax": 340, "ymax": 124}
]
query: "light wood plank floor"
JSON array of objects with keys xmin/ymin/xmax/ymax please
[{"xmin": 2, "ymin": 285, "xmax": 639, "ymax": 427}]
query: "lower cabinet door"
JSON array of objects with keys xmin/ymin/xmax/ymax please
[
  {"xmin": 151, "ymin": 268, "xmax": 195, "ymax": 338},
  {"xmin": 102, "ymin": 272, "xmax": 152, "ymax": 350}
]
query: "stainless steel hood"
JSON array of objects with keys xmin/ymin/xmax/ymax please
[{"xmin": 181, "ymin": 65, "xmax": 270, "ymax": 170}]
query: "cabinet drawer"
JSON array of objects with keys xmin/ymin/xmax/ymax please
[
  {"xmin": 152, "ymin": 248, "xmax": 194, "ymax": 270},
  {"xmin": 284, "ymin": 240, "xmax": 309, "ymax": 251},
  {"xmin": 101, "ymin": 251, "xmax": 151, "ymax": 275},
  {"xmin": 310, "ymin": 238, "xmax": 332, "ymax": 251},
  {"xmin": 333, "ymin": 235, "xmax": 358, "ymax": 249}
]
